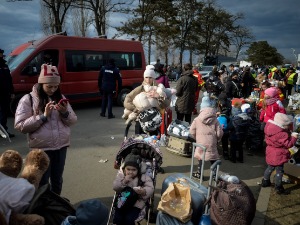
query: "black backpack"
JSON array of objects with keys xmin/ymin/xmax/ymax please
[{"xmin": 25, "ymin": 184, "xmax": 76, "ymax": 225}]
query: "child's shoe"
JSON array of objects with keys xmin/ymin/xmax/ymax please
[
  {"xmin": 275, "ymin": 185, "xmax": 290, "ymax": 195},
  {"xmin": 192, "ymin": 172, "xmax": 201, "ymax": 180},
  {"xmin": 261, "ymin": 178, "xmax": 271, "ymax": 187}
]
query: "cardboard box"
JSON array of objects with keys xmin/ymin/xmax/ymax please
[{"xmin": 166, "ymin": 136, "xmax": 192, "ymax": 157}]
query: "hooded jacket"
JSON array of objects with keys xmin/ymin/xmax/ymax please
[
  {"xmin": 14, "ymin": 84, "xmax": 77, "ymax": 150},
  {"xmin": 175, "ymin": 70, "xmax": 198, "ymax": 114},
  {"xmin": 113, "ymin": 170, "xmax": 154, "ymax": 209},
  {"xmin": 264, "ymin": 120, "xmax": 296, "ymax": 166},
  {"xmin": 189, "ymin": 107, "xmax": 223, "ymax": 161}
]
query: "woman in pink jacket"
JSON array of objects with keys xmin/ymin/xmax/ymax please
[
  {"xmin": 261, "ymin": 113, "xmax": 297, "ymax": 195},
  {"xmin": 189, "ymin": 92, "xmax": 223, "ymax": 179},
  {"xmin": 14, "ymin": 64, "xmax": 77, "ymax": 195},
  {"xmin": 260, "ymin": 87, "xmax": 286, "ymax": 128}
]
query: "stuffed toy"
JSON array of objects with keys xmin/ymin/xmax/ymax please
[
  {"xmin": 0, "ymin": 149, "xmax": 50, "ymax": 225},
  {"xmin": 122, "ymin": 84, "xmax": 176, "ymax": 124}
]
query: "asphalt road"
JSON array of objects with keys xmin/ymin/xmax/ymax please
[{"xmin": 0, "ymin": 84, "xmax": 267, "ymax": 224}]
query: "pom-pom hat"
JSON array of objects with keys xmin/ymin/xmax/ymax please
[
  {"xmin": 264, "ymin": 87, "xmax": 277, "ymax": 98},
  {"xmin": 274, "ymin": 112, "xmax": 293, "ymax": 127},
  {"xmin": 200, "ymin": 92, "xmax": 212, "ymax": 110},
  {"xmin": 144, "ymin": 65, "xmax": 156, "ymax": 78},
  {"xmin": 38, "ymin": 64, "xmax": 61, "ymax": 84}
]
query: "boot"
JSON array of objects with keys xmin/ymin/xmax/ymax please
[
  {"xmin": 261, "ymin": 178, "xmax": 271, "ymax": 187},
  {"xmin": 275, "ymin": 185, "xmax": 290, "ymax": 195}
]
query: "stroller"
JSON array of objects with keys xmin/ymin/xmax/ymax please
[{"xmin": 107, "ymin": 123, "xmax": 164, "ymax": 225}]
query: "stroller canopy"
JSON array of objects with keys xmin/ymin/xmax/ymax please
[{"xmin": 115, "ymin": 137, "xmax": 163, "ymax": 168}]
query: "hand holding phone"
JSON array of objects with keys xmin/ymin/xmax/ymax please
[{"xmin": 58, "ymin": 98, "xmax": 69, "ymax": 105}]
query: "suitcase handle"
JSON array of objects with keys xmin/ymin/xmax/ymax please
[{"xmin": 190, "ymin": 142, "xmax": 206, "ymax": 185}]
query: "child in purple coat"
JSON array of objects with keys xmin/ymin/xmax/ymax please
[{"xmin": 261, "ymin": 112, "xmax": 298, "ymax": 195}]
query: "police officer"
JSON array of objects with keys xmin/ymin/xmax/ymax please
[
  {"xmin": 98, "ymin": 58, "xmax": 122, "ymax": 119},
  {"xmin": 0, "ymin": 49, "xmax": 15, "ymax": 137}
]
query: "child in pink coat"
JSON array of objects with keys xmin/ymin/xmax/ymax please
[
  {"xmin": 189, "ymin": 92, "xmax": 223, "ymax": 179},
  {"xmin": 261, "ymin": 113, "xmax": 298, "ymax": 195}
]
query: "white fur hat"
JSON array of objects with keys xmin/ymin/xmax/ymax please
[{"xmin": 144, "ymin": 65, "xmax": 156, "ymax": 78}]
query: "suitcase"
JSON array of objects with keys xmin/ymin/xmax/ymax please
[
  {"xmin": 156, "ymin": 211, "xmax": 194, "ymax": 225},
  {"xmin": 161, "ymin": 173, "xmax": 207, "ymax": 225},
  {"xmin": 166, "ymin": 135, "xmax": 194, "ymax": 157},
  {"xmin": 160, "ymin": 108, "xmax": 173, "ymax": 135}
]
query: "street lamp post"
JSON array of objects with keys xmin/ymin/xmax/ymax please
[{"xmin": 291, "ymin": 48, "xmax": 298, "ymax": 66}]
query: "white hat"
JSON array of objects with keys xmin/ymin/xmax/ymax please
[
  {"xmin": 144, "ymin": 65, "xmax": 156, "ymax": 78},
  {"xmin": 241, "ymin": 103, "xmax": 251, "ymax": 113}
]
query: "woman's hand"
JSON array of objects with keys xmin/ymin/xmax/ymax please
[
  {"xmin": 146, "ymin": 90, "xmax": 160, "ymax": 98},
  {"xmin": 56, "ymin": 101, "xmax": 68, "ymax": 114},
  {"xmin": 44, "ymin": 101, "xmax": 56, "ymax": 117}
]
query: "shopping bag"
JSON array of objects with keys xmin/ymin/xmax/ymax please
[{"xmin": 157, "ymin": 181, "xmax": 192, "ymax": 223}]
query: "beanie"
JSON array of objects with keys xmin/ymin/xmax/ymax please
[
  {"xmin": 274, "ymin": 113, "xmax": 293, "ymax": 127},
  {"xmin": 144, "ymin": 65, "xmax": 156, "ymax": 78},
  {"xmin": 38, "ymin": 64, "xmax": 61, "ymax": 84},
  {"xmin": 264, "ymin": 87, "xmax": 277, "ymax": 98},
  {"xmin": 200, "ymin": 92, "xmax": 212, "ymax": 110},
  {"xmin": 241, "ymin": 103, "xmax": 251, "ymax": 113},
  {"xmin": 123, "ymin": 153, "xmax": 141, "ymax": 170}
]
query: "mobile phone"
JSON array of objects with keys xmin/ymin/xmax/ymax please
[{"xmin": 58, "ymin": 98, "xmax": 69, "ymax": 105}]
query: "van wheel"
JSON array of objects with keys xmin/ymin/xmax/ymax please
[
  {"xmin": 117, "ymin": 88, "xmax": 131, "ymax": 106},
  {"xmin": 10, "ymin": 94, "xmax": 24, "ymax": 115}
]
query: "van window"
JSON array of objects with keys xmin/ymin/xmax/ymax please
[
  {"xmin": 8, "ymin": 48, "xmax": 35, "ymax": 71},
  {"xmin": 65, "ymin": 50, "xmax": 143, "ymax": 72},
  {"xmin": 21, "ymin": 50, "xmax": 59, "ymax": 76}
]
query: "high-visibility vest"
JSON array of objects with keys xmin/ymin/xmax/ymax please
[
  {"xmin": 193, "ymin": 70, "xmax": 205, "ymax": 87},
  {"xmin": 287, "ymin": 73, "xmax": 297, "ymax": 85}
]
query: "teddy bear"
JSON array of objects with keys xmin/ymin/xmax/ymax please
[
  {"xmin": 0, "ymin": 149, "xmax": 50, "ymax": 225},
  {"xmin": 122, "ymin": 84, "xmax": 176, "ymax": 125}
]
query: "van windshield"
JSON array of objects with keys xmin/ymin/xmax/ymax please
[{"xmin": 8, "ymin": 48, "xmax": 35, "ymax": 71}]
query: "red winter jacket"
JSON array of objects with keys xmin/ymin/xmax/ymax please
[
  {"xmin": 264, "ymin": 121, "xmax": 296, "ymax": 166},
  {"xmin": 259, "ymin": 100, "xmax": 286, "ymax": 123}
]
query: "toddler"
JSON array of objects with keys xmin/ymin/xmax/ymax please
[
  {"xmin": 261, "ymin": 112, "xmax": 298, "ymax": 195},
  {"xmin": 190, "ymin": 93, "xmax": 223, "ymax": 179},
  {"xmin": 112, "ymin": 153, "xmax": 154, "ymax": 225}
]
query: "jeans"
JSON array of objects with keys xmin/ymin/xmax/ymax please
[
  {"xmin": 101, "ymin": 91, "xmax": 113, "ymax": 116},
  {"xmin": 39, "ymin": 147, "xmax": 67, "ymax": 195},
  {"xmin": 263, "ymin": 165, "xmax": 284, "ymax": 187}
]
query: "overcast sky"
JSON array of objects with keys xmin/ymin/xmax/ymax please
[{"xmin": 0, "ymin": 0, "xmax": 299, "ymax": 63}]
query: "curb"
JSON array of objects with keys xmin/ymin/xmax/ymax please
[{"xmin": 252, "ymin": 186, "xmax": 271, "ymax": 225}]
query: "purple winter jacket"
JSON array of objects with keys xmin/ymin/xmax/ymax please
[
  {"xmin": 264, "ymin": 120, "xmax": 296, "ymax": 166},
  {"xmin": 14, "ymin": 84, "xmax": 77, "ymax": 150}
]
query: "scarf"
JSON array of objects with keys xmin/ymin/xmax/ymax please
[{"xmin": 265, "ymin": 97, "xmax": 278, "ymax": 106}]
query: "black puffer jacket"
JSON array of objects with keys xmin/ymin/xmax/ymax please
[
  {"xmin": 175, "ymin": 70, "xmax": 198, "ymax": 114},
  {"xmin": 0, "ymin": 59, "xmax": 14, "ymax": 102}
]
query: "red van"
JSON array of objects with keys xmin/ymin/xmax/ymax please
[
  {"xmin": 8, "ymin": 34, "xmax": 146, "ymax": 112},
  {"xmin": 6, "ymin": 42, "xmax": 31, "ymax": 64}
]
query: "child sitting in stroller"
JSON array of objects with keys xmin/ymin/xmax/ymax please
[{"xmin": 112, "ymin": 151, "xmax": 154, "ymax": 225}]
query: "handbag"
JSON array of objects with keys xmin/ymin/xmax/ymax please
[
  {"xmin": 157, "ymin": 180, "xmax": 193, "ymax": 223},
  {"xmin": 115, "ymin": 186, "xmax": 139, "ymax": 211}
]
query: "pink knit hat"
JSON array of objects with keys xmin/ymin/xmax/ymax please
[
  {"xmin": 264, "ymin": 87, "xmax": 277, "ymax": 98},
  {"xmin": 274, "ymin": 113, "xmax": 293, "ymax": 126},
  {"xmin": 38, "ymin": 64, "xmax": 60, "ymax": 84}
]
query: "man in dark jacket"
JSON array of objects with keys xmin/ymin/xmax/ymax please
[
  {"xmin": 0, "ymin": 49, "xmax": 15, "ymax": 137},
  {"xmin": 225, "ymin": 71, "xmax": 242, "ymax": 99},
  {"xmin": 205, "ymin": 70, "xmax": 225, "ymax": 97},
  {"xmin": 98, "ymin": 59, "xmax": 122, "ymax": 119},
  {"xmin": 175, "ymin": 63, "xmax": 198, "ymax": 124}
]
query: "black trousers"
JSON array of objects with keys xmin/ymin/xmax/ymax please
[
  {"xmin": 176, "ymin": 112, "xmax": 192, "ymax": 124},
  {"xmin": 230, "ymin": 139, "xmax": 244, "ymax": 162}
]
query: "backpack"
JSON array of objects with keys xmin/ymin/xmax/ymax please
[
  {"xmin": 25, "ymin": 184, "xmax": 76, "ymax": 225},
  {"xmin": 210, "ymin": 180, "xmax": 256, "ymax": 225}
]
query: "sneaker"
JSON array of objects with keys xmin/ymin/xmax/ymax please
[
  {"xmin": 261, "ymin": 178, "xmax": 271, "ymax": 187},
  {"xmin": 275, "ymin": 185, "xmax": 290, "ymax": 195},
  {"xmin": 192, "ymin": 172, "xmax": 201, "ymax": 180}
]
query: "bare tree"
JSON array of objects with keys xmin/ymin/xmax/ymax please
[
  {"xmin": 41, "ymin": 0, "xmax": 73, "ymax": 34},
  {"xmin": 71, "ymin": 0, "xmax": 93, "ymax": 36},
  {"xmin": 231, "ymin": 26, "xmax": 255, "ymax": 60}
]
